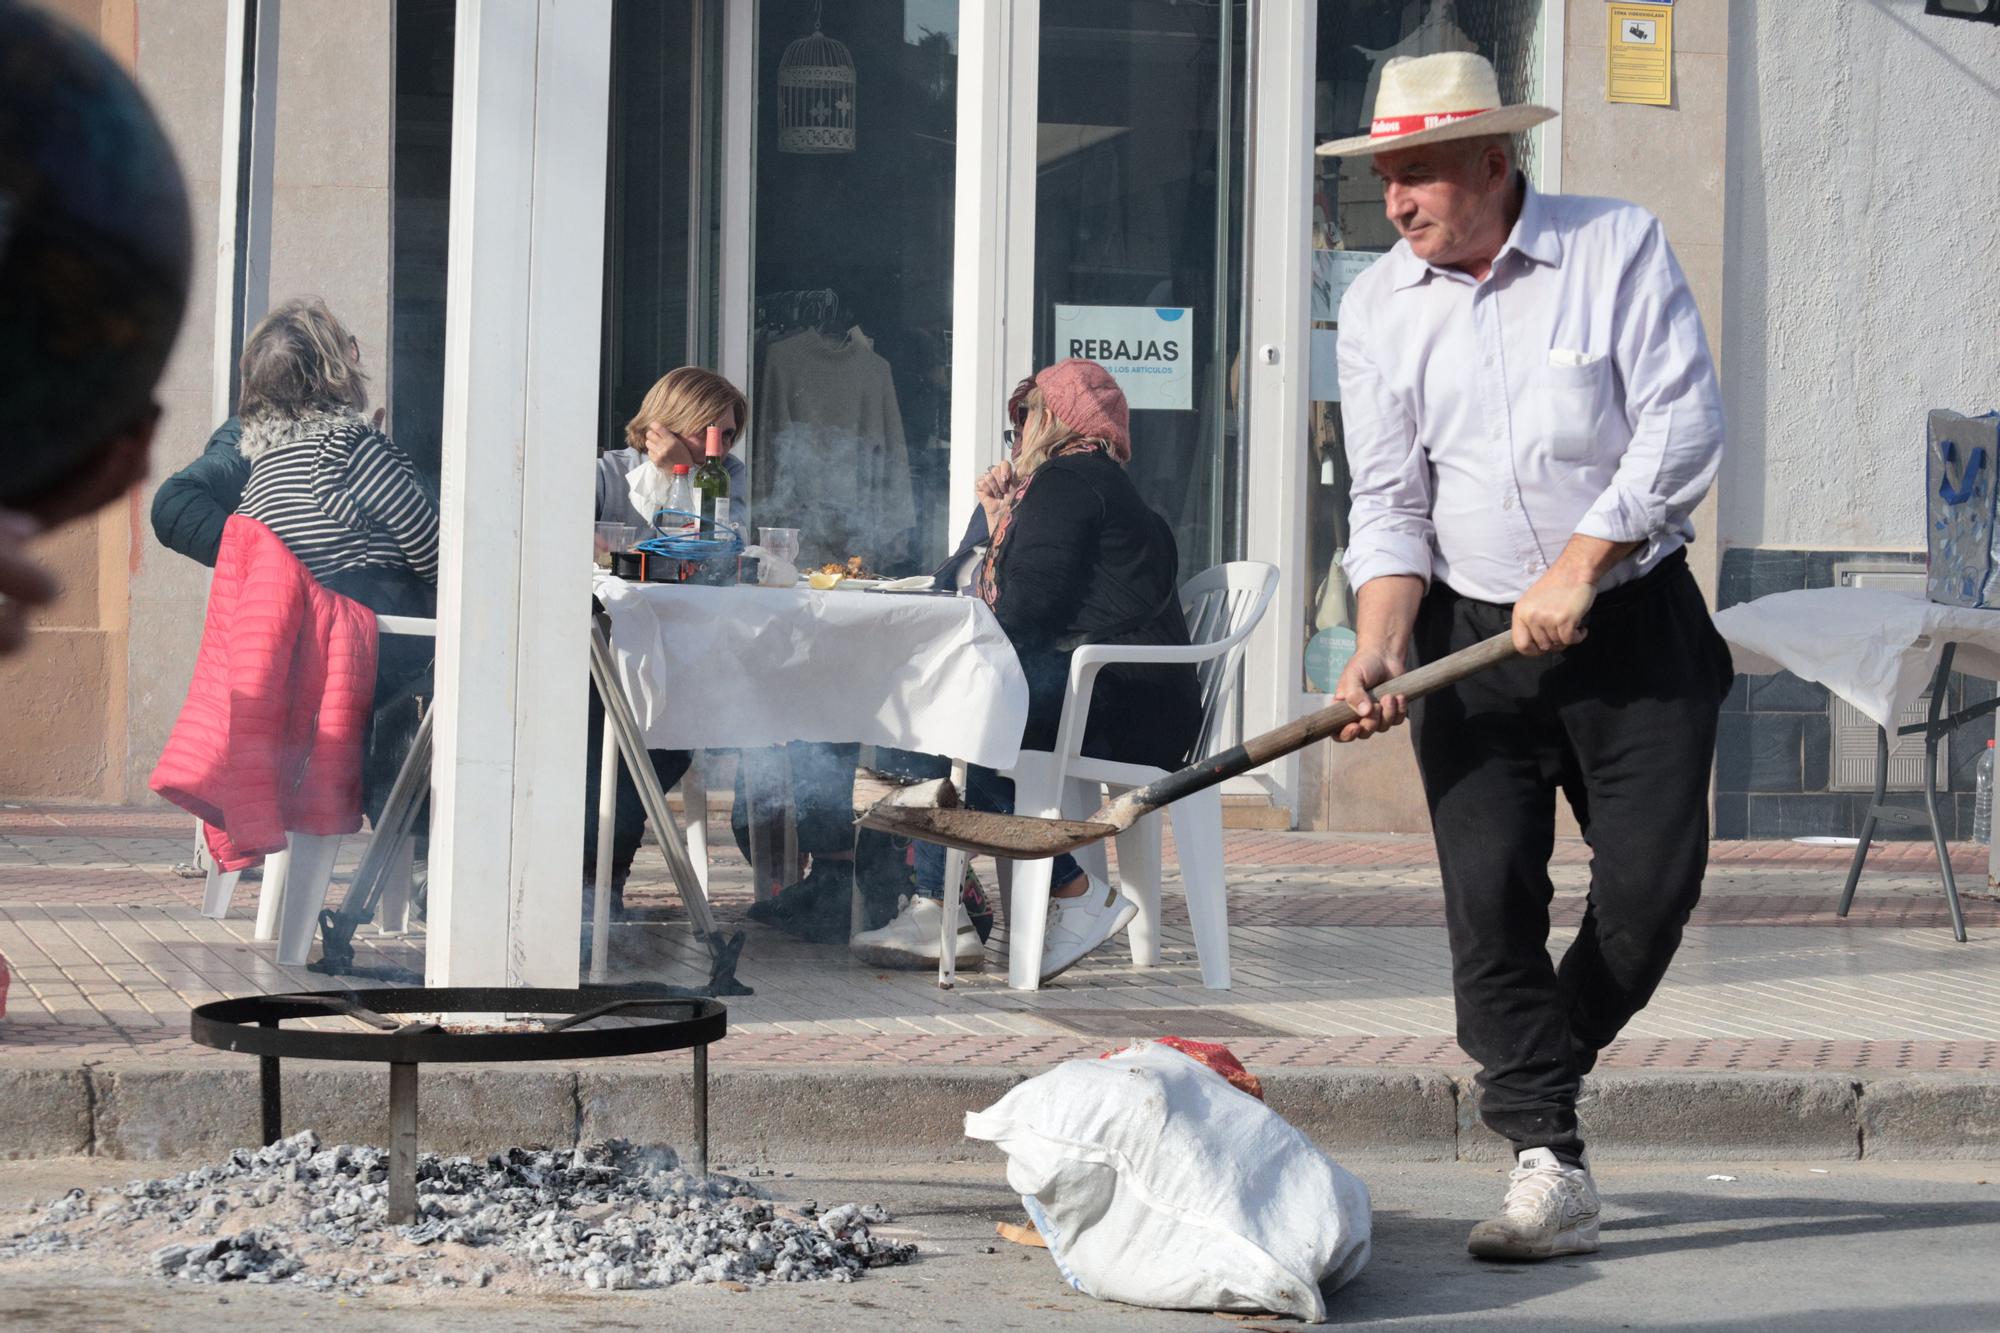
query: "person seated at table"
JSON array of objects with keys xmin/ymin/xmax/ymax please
[
  {"xmin": 585, "ymin": 368, "xmax": 748, "ymax": 924},
  {"xmin": 850, "ymin": 359, "xmax": 1202, "ymax": 978},
  {"xmin": 232, "ymin": 299, "xmax": 439, "ymax": 828},
  {"xmin": 595, "ymin": 366, "xmax": 747, "ymax": 537}
]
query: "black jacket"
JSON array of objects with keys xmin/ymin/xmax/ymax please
[
  {"xmin": 987, "ymin": 451, "xmax": 1202, "ymax": 771},
  {"xmin": 150, "ymin": 418, "xmax": 248, "ymax": 567}
]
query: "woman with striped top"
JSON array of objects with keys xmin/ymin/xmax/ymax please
[
  {"xmin": 234, "ymin": 298, "xmax": 438, "ymax": 611},
  {"xmin": 233, "ymin": 298, "xmax": 439, "ymax": 826}
]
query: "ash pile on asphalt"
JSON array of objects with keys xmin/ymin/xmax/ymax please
[{"xmin": 0, "ymin": 1132, "xmax": 916, "ymax": 1295}]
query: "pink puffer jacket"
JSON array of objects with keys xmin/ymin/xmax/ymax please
[{"xmin": 151, "ymin": 516, "xmax": 379, "ymax": 871}]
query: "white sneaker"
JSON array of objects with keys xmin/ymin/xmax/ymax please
[
  {"xmin": 1038, "ymin": 874, "xmax": 1138, "ymax": 982},
  {"xmin": 1467, "ymin": 1147, "xmax": 1602, "ymax": 1261},
  {"xmin": 850, "ymin": 895, "xmax": 985, "ymax": 970}
]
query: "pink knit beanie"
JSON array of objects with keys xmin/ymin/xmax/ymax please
[{"xmin": 1035, "ymin": 358, "xmax": 1131, "ymax": 463}]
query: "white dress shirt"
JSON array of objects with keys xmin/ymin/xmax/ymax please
[{"xmin": 1336, "ymin": 179, "xmax": 1724, "ymax": 605}]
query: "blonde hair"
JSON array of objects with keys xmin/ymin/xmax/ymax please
[
  {"xmin": 238, "ymin": 297, "xmax": 368, "ymax": 420},
  {"xmin": 624, "ymin": 367, "xmax": 748, "ymax": 451},
  {"xmin": 1012, "ymin": 385, "xmax": 1085, "ymax": 479}
]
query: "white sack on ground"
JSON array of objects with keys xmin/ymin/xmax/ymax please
[{"xmin": 963, "ymin": 1041, "xmax": 1370, "ymax": 1322}]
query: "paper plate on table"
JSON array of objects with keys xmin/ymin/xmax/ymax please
[{"xmin": 866, "ymin": 576, "xmax": 946, "ymax": 594}]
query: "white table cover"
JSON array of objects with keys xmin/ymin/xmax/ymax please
[
  {"xmin": 595, "ymin": 577, "xmax": 1029, "ymax": 769},
  {"xmin": 1711, "ymin": 587, "xmax": 2000, "ymax": 730}
]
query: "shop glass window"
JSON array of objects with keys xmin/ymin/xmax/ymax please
[
  {"xmin": 747, "ymin": 0, "xmax": 961, "ymax": 576},
  {"xmin": 1034, "ymin": 1, "xmax": 1249, "ymax": 577}
]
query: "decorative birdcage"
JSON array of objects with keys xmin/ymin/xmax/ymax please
[{"xmin": 777, "ymin": 4, "xmax": 856, "ymax": 155}]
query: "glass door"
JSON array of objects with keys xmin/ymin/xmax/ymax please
[
  {"xmin": 742, "ymin": 0, "xmax": 963, "ymax": 576},
  {"xmin": 1031, "ymin": 1, "xmax": 1248, "ymax": 573}
]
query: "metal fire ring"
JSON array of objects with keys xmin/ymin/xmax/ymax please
[{"xmin": 190, "ymin": 986, "xmax": 728, "ymax": 1224}]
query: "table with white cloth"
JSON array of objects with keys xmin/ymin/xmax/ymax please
[
  {"xmin": 590, "ymin": 576, "xmax": 1029, "ymax": 952},
  {"xmin": 1711, "ymin": 587, "xmax": 2000, "ymax": 940}
]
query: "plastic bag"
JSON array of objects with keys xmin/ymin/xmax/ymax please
[
  {"xmin": 1926, "ymin": 409, "xmax": 2000, "ymax": 607},
  {"xmin": 964, "ymin": 1041, "xmax": 1370, "ymax": 1322}
]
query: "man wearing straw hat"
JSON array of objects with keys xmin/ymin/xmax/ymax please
[{"xmin": 1325, "ymin": 52, "xmax": 1730, "ymax": 1261}]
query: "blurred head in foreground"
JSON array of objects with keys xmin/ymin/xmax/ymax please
[{"xmin": 0, "ymin": 0, "xmax": 191, "ymax": 528}]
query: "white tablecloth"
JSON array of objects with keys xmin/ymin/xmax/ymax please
[
  {"xmin": 595, "ymin": 576, "xmax": 1029, "ymax": 769},
  {"xmin": 1711, "ymin": 587, "xmax": 2000, "ymax": 730}
]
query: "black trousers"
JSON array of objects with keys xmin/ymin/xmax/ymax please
[{"xmin": 1409, "ymin": 552, "xmax": 1733, "ymax": 1158}]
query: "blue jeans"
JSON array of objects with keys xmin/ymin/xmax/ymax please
[{"xmin": 912, "ymin": 763, "xmax": 1083, "ymax": 900}]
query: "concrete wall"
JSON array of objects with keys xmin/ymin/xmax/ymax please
[
  {"xmin": 117, "ymin": 0, "xmax": 229, "ymax": 806},
  {"xmin": 1719, "ymin": 3, "xmax": 2000, "ymax": 554},
  {"xmin": 114, "ymin": 0, "xmax": 395, "ymax": 802},
  {"xmin": 1562, "ymin": 0, "xmax": 1729, "ymax": 605}
]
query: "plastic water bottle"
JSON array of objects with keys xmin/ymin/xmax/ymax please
[
  {"xmin": 663, "ymin": 464, "xmax": 697, "ymax": 537},
  {"xmin": 1976, "ymin": 740, "xmax": 1995, "ymax": 845}
]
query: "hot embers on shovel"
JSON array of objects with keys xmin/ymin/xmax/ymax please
[{"xmin": 857, "ymin": 631, "xmax": 1520, "ymax": 859}]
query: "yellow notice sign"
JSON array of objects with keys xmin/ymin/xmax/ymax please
[{"xmin": 1607, "ymin": 3, "xmax": 1674, "ymax": 106}]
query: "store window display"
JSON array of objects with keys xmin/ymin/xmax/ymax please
[
  {"xmin": 1304, "ymin": 0, "xmax": 1550, "ymax": 693},
  {"xmin": 749, "ymin": 1, "xmax": 959, "ymax": 576}
]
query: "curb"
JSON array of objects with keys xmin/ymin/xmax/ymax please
[{"xmin": 3, "ymin": 1059, "xmax": 1997, "ymax": 1163}]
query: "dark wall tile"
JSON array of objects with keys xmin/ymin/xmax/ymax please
[
  {"xmin": 1747, "ymin": 551, "xmax": 1811, "ymax": 601},
  {"xmin": 1745, "ymin": 714, "xmax": 1805, "ymax": 793},
  {"xmin": 1749, "ymin": 670, "xmax": 1829, "ymax": 713},
  {"xmin": 1802, "ymin": 714, "xmax": 1831, "ymax": 791},
  {"xmin": 1715, "ymin": 715, "xmax": 1749, "ymax": 791},
  {"xmin": 1713, "ymin": 792, "xmax": 1747, "ymax": 840}
]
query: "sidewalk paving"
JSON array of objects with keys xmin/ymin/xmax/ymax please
[{"xmin": 2, "ymin": 802, "xmax": 1997, "ymax": 1161}]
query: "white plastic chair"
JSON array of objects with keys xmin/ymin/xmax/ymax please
[
  {"xmin": 198, "ymin": 614, "xmax": 432, "ymax": 966},
  {"xmin": 992, "ymin": 561, "xmax": 1279, "ymax": 991}
]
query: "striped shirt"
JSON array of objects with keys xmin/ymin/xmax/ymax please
[{"xmin": 236, "ymin": 413, "xmax": 440, "ymax": 586}]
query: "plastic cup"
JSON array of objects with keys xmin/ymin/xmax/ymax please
[
  {"xmin": 594, "ymin": 522, "xmax": 636, "ymax": 569},
  {"xmin": 759, "ymin": 526, "xmax": 801, "ymax": 566}
]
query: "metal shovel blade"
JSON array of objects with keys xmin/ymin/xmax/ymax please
[
  {"xmin": 855, "ymin": 776, "xmax": 1121, "ymax": 857},
  {"xmin": 858, "ymin": 802, "xmax": 1119, "ymax": 858},
  {"xmin": 855, "ymin": 630, "xmax": 1522, "ymax": 860}
]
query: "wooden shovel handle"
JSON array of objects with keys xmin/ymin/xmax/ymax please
[{"xmin": 1099, "ymin": 630, "xmax": 1519, "ymax": 828}]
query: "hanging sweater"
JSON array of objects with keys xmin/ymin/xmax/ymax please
[
  {"xmin": 756, "ymin": 330, "xmax": 916, "ymax": 566},
  {"xmin": 236, "ymin": 409, "xmax": 440, "ymax": 589}
]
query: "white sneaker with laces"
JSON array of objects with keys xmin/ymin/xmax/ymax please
[
  {"xmin": 1038, "ymin": 874, "xmax": 1138, "ymax": 981},
  {"xmin": 849, "ymin": 895, "xmax": 984, "ymax": 970},
  {"xmin": 1467, "ymin": 1147, "xmax": 1602, "ymax": 1261}
]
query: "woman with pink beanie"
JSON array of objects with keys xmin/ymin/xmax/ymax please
[{"xmin": 852, "ymin": 360, "xmax": 1202, "ymax": 979}]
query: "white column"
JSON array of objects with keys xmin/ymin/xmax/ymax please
[
  {"xmin": 948, "ymin": 1, "xmax": 1039, "ymax": 537},
  {"xmin": 1237, "ymin": 0, "xmax": 1316, "ymax": 821},
  {"xmin": 428, "ymin": 0, "xmax": 612, "ymax": 988}
]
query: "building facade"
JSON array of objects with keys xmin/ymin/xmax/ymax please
[{"xmin": 12, "ymin": 1, "xmax": 1999, "ymax": 843}]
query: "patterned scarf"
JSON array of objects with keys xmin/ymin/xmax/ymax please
[{"xmin": 972, "ymin": 436, "xmax": 1112, "ymax": 610}]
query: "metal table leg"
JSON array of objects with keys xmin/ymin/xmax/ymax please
[
  {"xmin": 388, "ymin": 1062, "xmax": 419, "ymax": 1225},
  {"xmin": 589, "ymin": 704, "xmax": 621, "ymax": 983},
  {"xmin": 1919, "ymin": 648, "xmax": 1970, "ymax": 942},
  {"xmin": 1838, "ymin": 725, "xmax": 1890, "ymax": 917},
  {"xmin": 1841, "ymin": 645, "xmax": 1981, "ymax": 942},
  {"xmin": 588, "ymin": 623, "xmax": 717, "ymax": 937}
]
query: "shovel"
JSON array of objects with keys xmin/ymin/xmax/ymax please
[{"xmin": 857, "ymin": 630, "xmax": 1518, "ymax": 858}]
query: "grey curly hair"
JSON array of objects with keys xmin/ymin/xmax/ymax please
[{"xmin": 237, "ymin": 297, "xmax": 368, "ymax": 420}]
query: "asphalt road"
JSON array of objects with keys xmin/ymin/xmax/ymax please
[{"xmin": 2, "ymin": 1157, "xmax": 1997, "ymax": 1331}]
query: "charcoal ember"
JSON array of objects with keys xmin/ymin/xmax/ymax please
[{"xmin": 0, "ymin": 1138, "xmax": 913, "ymax": 1295}]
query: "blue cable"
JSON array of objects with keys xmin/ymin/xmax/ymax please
[{"xmin": 634, "ymin": 507, "xmax": 744, "ymax": 562}]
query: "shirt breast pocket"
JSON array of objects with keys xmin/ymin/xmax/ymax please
[{"xmin": 1536, "ymin": 357, "xmax": 1610, "ymax": 463}]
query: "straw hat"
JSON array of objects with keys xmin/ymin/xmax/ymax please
[{"xmin": 1316, "ymin": 52, "xmax": 1556, "ymax": 158}]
